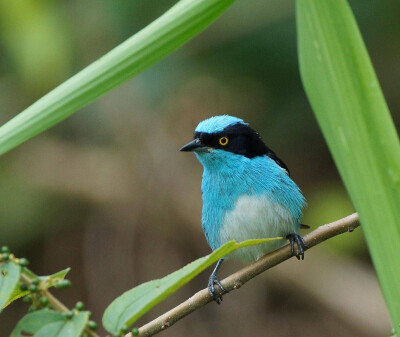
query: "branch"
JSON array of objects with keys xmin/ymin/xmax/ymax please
[{"xmin": 129, "ymin": 213, "xmax": 360, "ymax": 337}]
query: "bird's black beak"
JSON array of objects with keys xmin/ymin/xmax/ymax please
[{"xmin": 180, "ymin": 138, "xmax": 207, "ymax": 152}]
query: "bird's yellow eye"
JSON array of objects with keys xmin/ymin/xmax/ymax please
[{"xmin": 219, "ymin": 137, "xmax": 229, "ymax": 146}]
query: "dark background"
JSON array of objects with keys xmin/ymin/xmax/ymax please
[{"xmin": 1, "ymin": 0, "xmax": 399, "ymax": 335}]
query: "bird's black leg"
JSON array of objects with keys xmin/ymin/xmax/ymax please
[
  {"xmin": 286, "ymin": 233, "xmax": 308, "ymax": 260},
  {"xmin": 208, "ymin": 258, "xmax": 229, "ymax": 304}
]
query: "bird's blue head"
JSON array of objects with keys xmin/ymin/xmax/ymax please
[{"xmin": 180, "ymin": 115, "xmax": 289, "ymax": 173}]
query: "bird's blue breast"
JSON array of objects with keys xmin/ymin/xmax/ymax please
[{"xmin": 196, "ymin": 150, "xmax": 305, "ymax": 250}]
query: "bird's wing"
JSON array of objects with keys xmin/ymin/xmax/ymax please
[{"xmin": 265, "ymin": 147, "xmax": 290, "ymax": 176}]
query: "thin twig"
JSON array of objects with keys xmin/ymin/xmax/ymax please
[{"xmin": 128, "ymin": 213, "xmax": 359, "ymax": 337}]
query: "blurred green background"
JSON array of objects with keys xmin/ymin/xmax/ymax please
[{"xmin": 1, "ymin": 0, "xmax": 398, "ymax": 335}]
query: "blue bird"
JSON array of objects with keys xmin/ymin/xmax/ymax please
[{"xmin": 180, "ymin": 115, "xmax": 307, "ymax": 303}]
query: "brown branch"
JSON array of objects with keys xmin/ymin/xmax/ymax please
[{"xmin": 128, "ymin": 213, "xmax": 360, "ymax": 337}]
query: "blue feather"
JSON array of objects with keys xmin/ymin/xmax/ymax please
[
  {"xmin": 195, "ymin": 115, "xmax": 247, "ymax": 134},
  {"xmin": 196, "ymin": 150, "xmax": 305, "ymax": 253}
]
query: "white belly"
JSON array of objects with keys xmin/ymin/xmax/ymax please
[{"xmin": 219, "ymin": 194, "xmax": 295, "ymax": 261}]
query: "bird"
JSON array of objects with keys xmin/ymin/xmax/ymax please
[{"xmin": 180, "ymin": 115, "xmax": 307, "ymax": 304}]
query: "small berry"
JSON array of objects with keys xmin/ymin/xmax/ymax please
[
  {"xmin": 87, "ymin": 311, "xmax": 92, "ymax": 318},
  {"xmin": 18, "ymin": 258, "xmax": 29, "ymax": 267},
  {"xmin": 32, "ymin": 279, "xmax": 40, "ymax": 286},
  {"xmin": 56, "ymin": 279, "xmax": 71, "ymax": 289},
  {"xmin": 63, "ymin": 311, "xmax": 74, "ymax": 320},
  {"xmin": 88, "ymin": 321, "xmax": 98, "ymax": 330},
  {"xmin": 120, "ymin": 326, "xmax": 129, "ymax": 334},
  {"xmin": 28, "ymin": 306, "xmax": 36, "ymax": 313},
  {"xmin": 19, "ymin": 283, "xmax": 28, "ymax": 291},
  {"xmin": 28, "ymin": 284, "xmax": 38, "ymax": 293},
  {"xmin": 40, "ymin": 297, "xmax": 49, "ymax": 307},
  {"xmin": 22, "ymin": 295, "xmax": 32, "ymax": 303},
  {"xmin": 2, "ymin": 253, "xmax": 10, "ymax": 261},
  {"xmin": 75, "ymin": 301, "xmax": 84, "ymax": 310},
  {"xmin": 131, "ymin": 327, "xmax": 139, "ymax": 336},
  {"xmin": 1, "ymin": 246, "xmax": 10, "ymax": 254}
]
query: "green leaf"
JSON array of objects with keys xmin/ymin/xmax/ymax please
[
  {"xmin": 12, "ymin": 310, "xmax": 90, "ymax": 337},
  {"xmin": 35, "ymin": 312, "xmax": 89, "ymax": 337},
  {"xmin": 35, "ymin": 322, "xmax": 65, "ymax": 337},
  {"xmin": 10, "ymin": 309, "xmax": 65, "ymax": 337},
  {"xmin": 103, "ymin": 238, "xmax": 280, "ymax": 334},
  {"xmin": 4, "ymin": 268, "xmax": 70, "ymax": 308},
  {"xmin": 0, "ymin": 0, "xmax": 235, "ymax": 156},
  {"xmin": 39, "ymin": 268, "xmax": 70, "ymax": 289},
  {"xmin": 0, "ymin": 262, "xmax": 21, "ymax": 310},
  {"xmin": 297, "ymin": 0, "xmax": 400, "ymax": 333},
  {"xmin": 3, "ymin": 287, "xmax": 29, "ymax": 309}
]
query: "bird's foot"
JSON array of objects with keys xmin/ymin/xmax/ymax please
[
  {"xmin": 286, "ymin": 233, "xmax": 308, "ymax": 260},
  {"xmin": 208, "ymin": 274, "xmax": 228, "ymax": 304},
  {"xmin": 208, "ymin": 258, "xmax": 228, "ymax": 304}
]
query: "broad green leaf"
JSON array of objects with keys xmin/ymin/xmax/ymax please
[
  {"xmin": 0, "ymin": 0, "xmax": 236, "ymax": 156},
  {"xmin": 35, "ymin": 322, "xmax": 65, "ymax": 337},
  {"xmin": 4, "ymin": 268, "xmax": 70, "ymax": 308},
  {"xmin": 103, "ymin": 238, "xmax": 280, "ymax": 333},
  {"xmin": 10, "ymin": 309, "xmax": 65, "ymax": 337},
  {"xmin": 35, "ymin": 312, "xmax": 89, "ymax": 337},
  {"xmin": 297, "ymin": 0, "xmax": 400, "ymax": 332},
  {"xmin": 0, "ymin": 262, "xmax": 21, "ymax": 310}
]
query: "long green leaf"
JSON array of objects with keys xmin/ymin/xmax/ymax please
[
  {"xmin": 297, "ymin": 0, "xmax": 400, "ymax": 332},
  {"xmin": 102, "ymin": 238, "xmax": 280, "ymax": 334},
  {"xmin": 0, "ymin": 0, "xmax": 235, "ymax": 156},
  {"xmin": 0, "ymin": 261, "xmax": 21, "ymax": 310}
]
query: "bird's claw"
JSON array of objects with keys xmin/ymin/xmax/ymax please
[
  {"xmin": 208, "ymin": 274, "xmax": 228, "ymax": 304},
  {"xmin": 286, "ymin": 233, "xmax": 308, "ymax": 260}
]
